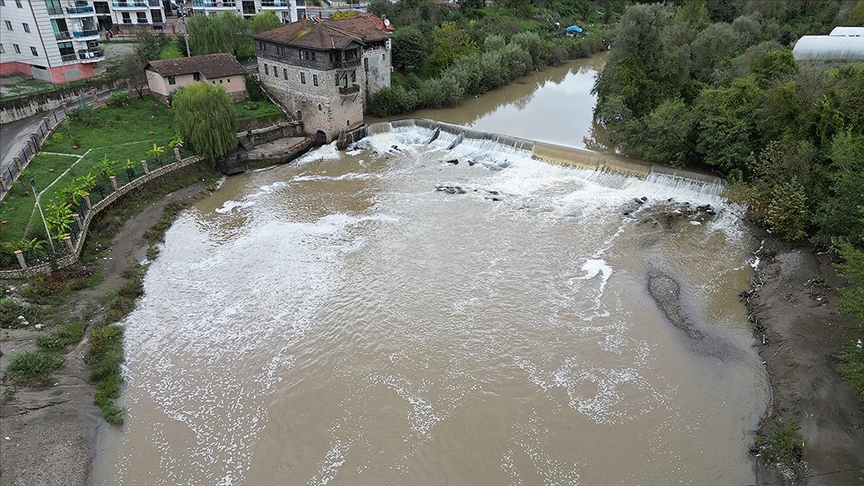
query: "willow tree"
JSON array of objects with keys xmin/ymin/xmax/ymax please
[
  {"xmin": 172, "ymin": 82, "xmax": 237, "ymax": 164},
  {"xmin": 186, "ymin": 12, "xmax": 254, "ymax": 58},
  {"xmin": 248, "ymin": 12, "xmax": 281, "ymax": 33}
]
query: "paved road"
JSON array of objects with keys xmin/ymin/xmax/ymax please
[
  {"xmin": 0, "ymin": 110, "xmax": 61, "ymax": 179},
  {"xmin": 0, "ymin": 91, "xmax": 112, "ymax": 181}
]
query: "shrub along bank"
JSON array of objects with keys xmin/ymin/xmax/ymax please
[{"xmin": 371, "ymin": 29, "xmax": 613, "ymax": 117}]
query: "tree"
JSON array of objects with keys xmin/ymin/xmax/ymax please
[
  {"xmin": 186, "ymin": 12, "xmax": 254, "ymax": 58},
  {"xmin": 766, "ymin": 179, "xmax": 808, "ymax": 240},
  {"xmin": 594, "ymin": 4, "xmax": 673, "ymax": 120},
  {"xmin": 627, "ymin": 98, "xmax": 695, "ymax": 167},
  {"xmin": 392, "ymin": 25, "xmax": 428, "ymax": 71},
  {"xmin": 120, "ymin": 54, "xmax": 148, "ymax": 99},
  {"xmin": 248, "ymin": 11, "xmax": 280, "ymax": 33},
  {"xmin": 428, "ymin": 21, "xmax": 479, "ymax": 71},
  {"xmin": 172, "ymin": 83, "xmax": 238, "ymax": 164},
  {"xmin": 135, "ymin": 29, "xmax": 169, "ymax": 62}
]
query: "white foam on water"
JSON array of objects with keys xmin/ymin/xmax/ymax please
[
  {"xmin": 115, "ymin": 206, "xmax": 383, "ymax": 484},
  {"xmin": 291, "ymin": 172, "xmax": 381, "ymax": 183},
  {"xmin": 295, "ymin": 141, "xmax": 342, "ymax": 164},
  {"xmin": 503, "ymin": 412, "xmax": 582, "ymax": 486},
  {"xmin": 214, "ymin": 181, "xmax": 287, "ymax": 213}
]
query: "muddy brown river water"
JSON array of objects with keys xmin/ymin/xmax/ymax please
[{"xmin": 92, "ymin": 53, "xmax": 769, "ymax": 485}]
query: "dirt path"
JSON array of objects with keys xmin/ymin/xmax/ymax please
[
  {"xmin": 748, "ymin": 242, "xmax": 864, "ymax": 485},
  {"xmin": 0, "ymin": 181, "xmax": 208, "ymax": 486}
]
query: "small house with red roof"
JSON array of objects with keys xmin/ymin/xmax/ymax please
[
  {"xmin": 252, "ymin": 13, "xmax": 394, "ymax": 142},
  {"xmin": 146, "ymin": 53, "xmax": 248, "ymax": 104}
]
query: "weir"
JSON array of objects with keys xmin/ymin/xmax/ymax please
[{"xmin": 361, "ymin": 119, "xmax": 725, "ymax": 191}]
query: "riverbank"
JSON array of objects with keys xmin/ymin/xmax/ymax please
[
  {"xmin": 0, "ymin": 176, "xmax": 216, "ymax": 485},
  {"xmin": 746, "ymin": 238, "xmax": 864, "ymax": 485}
]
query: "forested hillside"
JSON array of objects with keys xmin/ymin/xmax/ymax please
[{"xmin": 593, "ymin": 0, "xmax": 864, "ymax": 396}]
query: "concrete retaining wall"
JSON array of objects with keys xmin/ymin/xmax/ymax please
[
  {"xmin": 0, "ymin": 78, "xmax": 128, "ymax": 124},
  {"xmin": 363, "ymin": 119, "xmax": 723, "ymax": 184}
]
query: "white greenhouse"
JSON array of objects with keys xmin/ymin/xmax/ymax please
[
  {"xmin": 792, "ymin": 35, "xmax": 864, "ymax": 61},
  {"xmin": 830, "ymin": 26, "xmax": 864, "ymax": 37}
]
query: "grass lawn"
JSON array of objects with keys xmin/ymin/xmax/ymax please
[
  {"xmin": 0, "ymin": 96, "xmax": 179, "ymax": 244},
  {"xmin": 234, "ymin": 99, "xmax": 282, "ymax": 119},
  {"xmin": 160, "ymin": 44, "xmax": 183, "ymax": 60}
]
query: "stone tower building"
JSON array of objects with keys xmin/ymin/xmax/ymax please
[{"xmin": 252, "ymin": 14, "xmax": 393, "ymax": 142}]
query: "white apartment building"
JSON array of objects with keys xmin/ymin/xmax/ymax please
[
  {"xmin": 0, "ymin": 0, "xmax": 105, "ymax": 83},
  {"xmin": 191, "ymin": 0, "xmax": 305, "ymax": 25},
  {"xmin": 97, "ymin": 0, "xmax": 166, "ymax": 32}
]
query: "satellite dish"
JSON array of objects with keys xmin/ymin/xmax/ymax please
[{"xmin": 384, "ymin": 18, "xmax": 390, "ymax": 26}]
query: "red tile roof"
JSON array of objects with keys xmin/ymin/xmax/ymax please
[
  {"xmin": 252, "ymin": 14, "xmax": 392, "ymax": 50},
  {"xmin": 146, "ymin": 53, "xmax": 245, "ymax": 78}
]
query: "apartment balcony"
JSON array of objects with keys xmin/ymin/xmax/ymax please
[
  {"xmin": 339, "ymin": 85, "xmax": 360, "ymax": 96},
  {"xmin": 55, "ymin": 31, "xmax": 73, "ymax": 40},
  {"xmin": 79, "ymin": 48, "xmax": 105, "ymax": 62},
  {"xmin": 192, "ymin": 0, "xmax": 236, "ymax": 7},
  {"xmin": 261, "ymin": 1, "xmax": 292, "ymax": 8},
  {"xmin": 47, "ymin": 6, "xmax": 65, "ymax": 15},
  {"xmin": 61, "ymin": 53, "xmax": 79, "ymax": 62},
  {"xmin": 65, "ymin": 5, "xmax": 96, "ymax": 16},
  {"xmin": 73, "ymin": 29, "xmax": 100, "ymax": 39},
  {"xmin": 334, "ymin": 59, "xmax": 360, "ymax": 69}
]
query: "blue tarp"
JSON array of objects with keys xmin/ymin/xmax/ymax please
[{"xmin": 566, "ymin": 25, "xmax": 583, "ymax": 33}]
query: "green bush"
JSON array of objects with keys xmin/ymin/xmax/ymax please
[
  {"xmin": 0, "ymin": 298, "xmax": 28, "ymax": 328},
  {"xmin": 6, "ymin": 351, "xmax": 66, "ymax": 387},
  {"xmin": 36, "ymin": 320, "xmax": 87, "ymax": 349},
  {"xmin": 109, "ymin": 91, "xmax": 131, "ymax": 107},
  {"xmin": 837, "ymin": 341, "xmax": 864, "ymax": 397},
  {"xmin": 756, "ymin": 420, "xmax": 807, "ymax": 468},
  {"xmin": 86, "ymin": 323, "xmax": 125, "ymax": 425},
  {"xmin": 68, "ymin": 106, "xmax": 100, "ymax": 127},
  {"xmin": 370, "ymin": 85, "xmax": 418, "ymax": 117}
]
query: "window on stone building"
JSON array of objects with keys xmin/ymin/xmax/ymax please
[
  {"xmin": 283, "ymin": 68, "xmax": 287, "ymax": 78},
  {"xmin": 274, "ymin": 68, "xmax": 278, "ymax": 78},
  {"xmin": 300, "ymin": 72, "xmax": 306, "ymax": 84},
  {"xmin": 193, "ymin": 72, "xmax": 200, "ymax": 81},
  {"xmin": 313, "ymin": 74, "xmax": 318, "ymax": 86},
  {"xmin": 30, "ymin": 46, "xmax": 38, "ymax": 56},
  {"xmin": 334, "ymin": 73, "xmax": 339, "ymax": 85},
  {"xmin": 168, "ymin": 76, "xmax": 176, "ymax": 85},
  {"xmin": 23, "ymin": 23, "xmax": 30, "ymax": 33},
  {"xmin": 351, "ymin": 70, "xmax": 356, "ymax": 83},
  {"xmin": 264, "ymin": 64, "xmax": 269, "ymax": 75}
]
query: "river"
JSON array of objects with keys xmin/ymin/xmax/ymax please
[{"xmin": 92, "ymin": 53, "xmax": 769, "ymax": 485}]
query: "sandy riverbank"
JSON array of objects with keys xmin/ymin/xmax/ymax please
[
  {"xmin": 746, "ymin": 239, "xmax": 864, "ymax": 485},
  {"xmin": 0, "ymin": 181, "xmax": 209, "ymax": 486}
]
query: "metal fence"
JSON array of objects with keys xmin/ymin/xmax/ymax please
[
  {"xmin": 1, "ymin": 110, "xmax": 63, "ymax": 196},
  {"xmin": 1, "ymin": 153, "xmax": 190, "ymax": 271}
]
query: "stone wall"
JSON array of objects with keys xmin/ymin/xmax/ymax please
[
  {"xmin": 361, "ymin": 44, "xmax": 391, "ymax": 106},
  {"xmin": 258, "ymin": 57, "xmax": 363, "ymax": 142},
  {"xmin": 237, "ymin": 121, "xmax": 305, "ymax": 149},
  {"xmin": 0, "ymin": 154, "xmax": 205, "ymax": 280},
  {"xmin": 0, "ymin": 78, "xmax": 128, "ymax": 124}
]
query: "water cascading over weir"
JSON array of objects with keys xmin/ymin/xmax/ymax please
[{"xmin": 356, "ymin": 118, "xmax": 726, "ymax": 197}]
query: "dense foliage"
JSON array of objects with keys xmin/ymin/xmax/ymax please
[
  {"xmin": 172, "ymin": 82, "xmax": 238, "ymax": 164},
  {"xmin": 594, "ymin": 0, "xmax": 864, "ymax": 396},
  {"xmin": 187, "ymin": 12, "xmax": 280, "ymax": 59},
  {"xmin": 370, "ymin": 0, "xmax": 616, "ymax": 117}
]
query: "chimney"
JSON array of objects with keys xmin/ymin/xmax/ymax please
[{"xmin": 301, "ymin": 11, "xmax": 307, "ymax": 28}]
